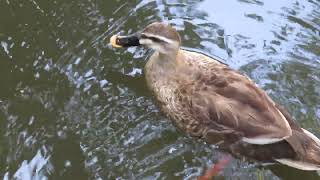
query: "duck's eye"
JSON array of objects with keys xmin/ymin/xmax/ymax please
[{"xmin": 141, "ymin": 34, "xmax": 167, "ymax": 44}]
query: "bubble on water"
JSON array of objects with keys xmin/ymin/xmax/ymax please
[
  {"xmin": 84, "ymin": 69, "xmax": 93, "ymax": 77},
  {"xmin": 168, "ymin": 147, "xmax": 177, "ymax": 154},
  {"xmin": 44, "ymin": 64, "xmax": 50, "ymax": 71},
  {"xmin": 57, "ymin": 130, "xmax": 66, "ymax": 138},
  {"xmin": 74, "ymin": 57, "xmax": 81, "ymax": 65},
  {"xmin": 65, "ymin": 160, "xmax": 71, "ymax": 167},
  {"xmin": 126, "ymin": 68, "xmax": 142, "ymax": 77},
  {"xmin": 86, "ymin": 77, "xmax": 96, "ymax": 81},
  {"xmin": 33, "ymin": 60, "xmax": 39, "ymax": 66},
  {"xmin": 1, "ymin": 41, "xmax": 10, "ymax": 58},
  {"xmin": 35, "ymin": 72, "xmax": 40, "ymax": 79},
  {"xmin": 28, "ymin": 116, "xmax": 35, "ymax": 125},
  {"xmin": 114, "ymin": 153, "xmax": 124, "ymax": 166},
  {"xmin": 87, "ymin": 156, "xmax": 98, "ymax": 166},
  {"xmin": 83, "ymin": 83, "xmax": 92, "ymax": 92},
  {"xmin": 99, "ymin": 79, "xmax": 108, "ymax": 87},
  {"xmin": 123, "ymin": 136, "xmax": 135, "ymax": 146},
  {"xmin": 67, "ymin": 64, "xmax": 72, "ymax": 71}
]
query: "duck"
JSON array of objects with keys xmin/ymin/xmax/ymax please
[{"xmin": 110, "ymin": 22, "xmax": 320, "ymax": 171}]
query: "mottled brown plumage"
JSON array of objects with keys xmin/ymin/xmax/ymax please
[
  {"xmin": 145, "ymin": 50, "xmax": 293, "ymax": 142},
  {"xmin": 111, "ymin": 22, "xmax": 320, "ymax": 170}
]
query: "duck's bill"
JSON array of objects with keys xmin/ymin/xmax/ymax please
[{"xmin": 110, "ymin": 34, "xmax": 140, "ymax": 48}]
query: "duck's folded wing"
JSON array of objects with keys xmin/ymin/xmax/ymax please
[{"xmin": 183, "ymin": 73, "xmax": 292, "ymax": 145}]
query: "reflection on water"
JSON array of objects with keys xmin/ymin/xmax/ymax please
[{"xmin": 0, "ymin": 0, "xmax": 320, "ymax": 179}]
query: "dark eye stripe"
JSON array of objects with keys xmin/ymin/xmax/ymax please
[{"xmin": 141, "ymin": 34, "xmax": 168, "ymax": 44}]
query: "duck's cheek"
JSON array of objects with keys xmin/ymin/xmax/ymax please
[
  {"xmin": 150, "ymin": 44, "xmax": 167, "ymax": 53},
  {"xmin": 140, "ymin": 39, "xmax": 166, "ymax": 53},
  {"xmin": 139, "ymin": 39, "xmax": 153, "ymax": 46}
]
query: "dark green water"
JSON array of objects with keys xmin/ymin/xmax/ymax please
[{"xmin": 1, "ymin": 0, "xmax": 320, "ymax": 179}]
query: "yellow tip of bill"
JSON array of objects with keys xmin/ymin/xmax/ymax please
[{"xmin": 110, "ymin": 35, "xmax": 122, "ymax": 48}]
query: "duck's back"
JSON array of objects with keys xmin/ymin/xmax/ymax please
[{"xmin": 145, "ymin": 49, "xmax": 293, "ymax": 145}]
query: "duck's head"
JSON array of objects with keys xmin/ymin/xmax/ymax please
[{"xmin": 110, "ymin": 22, "xmax": 181, "ymax": 54}]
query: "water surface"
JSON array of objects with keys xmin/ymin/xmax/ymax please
[{"xmin": 1, "ymin": 0, "xmax": 320, "ymax": 179}]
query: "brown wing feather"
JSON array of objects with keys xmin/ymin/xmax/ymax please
[{"xmin": 178, "ymin": 51, "xmax": 292, "ymax": 144}]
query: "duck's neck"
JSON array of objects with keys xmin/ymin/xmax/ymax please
[
  {"xmin": 145, "ymin": 49, "xmax": 181, "ymax": 88},
  {"xmin": 156, "ymin": 50, "xmax": 179, "ymax": 71}
]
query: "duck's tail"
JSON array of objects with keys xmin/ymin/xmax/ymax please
[
  {"xmin": 273, "ymin": 104, "xmax": 320, "ymax": 170},
  {"xmin": 227, "ymin": 105, "xmax": 320, "ymax": 171},
  {"xmin": 275, "ymin": 128, "xmax": 320, "ymax": 171},
  {"xmin": 230, "ymin": 128, "xmax": 320, "ymax": 171}
]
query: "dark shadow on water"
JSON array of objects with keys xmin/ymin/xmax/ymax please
[
  {"xmin": 49, "ymin": 132, "xmax": 88, "ymax": 180},
  {"xmin": 105, "ymin": 70, "xmax": 151, "ymax": 97},
  {"xmin": 268, "ymin": 164, "xmax": 320, "ymax": 180}
]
